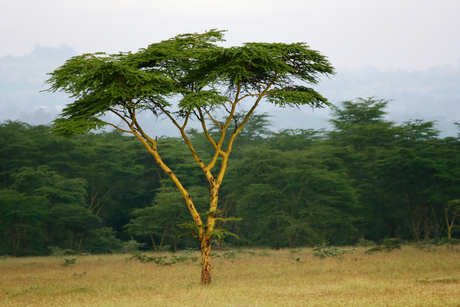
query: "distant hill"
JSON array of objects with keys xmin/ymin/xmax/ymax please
[
  {"xmin": 1, "ymin": 45, "xmax": 459, "ymax": 137},
  {"xmin": 0, "ymin": 44, "xmax": 76, "ymax": 125}
]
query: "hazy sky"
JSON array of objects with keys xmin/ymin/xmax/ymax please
[{"xmin": 1, "ymin": 0, "xmax": 459, "ymax": 70}]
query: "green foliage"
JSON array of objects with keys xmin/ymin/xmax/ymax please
[
  {"xmin": 365, "ymin": 239, "xmax": 401, "ymax": 254},
  {"xmin": 226, "ymin": 144, "xmax": 359, "ymax": 247},
  {"xmin": 11, "ymin": 165, "xmax": 87, "ymax": 203},
  {"xmin": 128, "ymin": 251, "xmax": 168, "ymax": 264},
  {"xmin": 0, "ymin": 121, "xmax": 41, "ymax": 189},
  {"xmin": 87, "ymin": 227, "xmax": 123, "ymax": 254},
  {"xmin": 122, "ymin": 239, "xmax": 145, "ymax": 253},
  {"xmin": 439, "ymin": 238, "xmax": 459, "ymax": 245},
  {"xmin": 205, "ymin": 229, "xmax": 240, "ymax": 241},
  {"xmin": 312, "ymin": 243, "xmax": 354, "ymax": 259},
  {"xmin": 51, "ymin": 204, "xmax": 101, "ymax": 250},
  {"xmin": 438, "ymin": 238, "xmax": 459, "ymax": 251},
  {"xmin": 0, "ymin": 189, "xmax": 49, "ymax": 256},
  {"xmin": 45, "ymin": 30, "xmax": 334, "ymax": 138},
  {"xmin": 412, "ymin": 241, "xmax": 437, "ymax": 252},
  {"xmin": 126, "ymin": 186, "xmax": 209, "ymax": 251},
  {"xmin": 127, "ymin": 250, "xmax": 198, "ymax": 265}
]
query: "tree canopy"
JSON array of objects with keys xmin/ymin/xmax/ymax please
[{"xmin": 45, "ymin": 30, "xmax": 334, "ymax": 137}]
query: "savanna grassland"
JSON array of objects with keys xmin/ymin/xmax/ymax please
[{"xmin": 1, "ymin": 247, "xmax": 460, "ymax": 306}]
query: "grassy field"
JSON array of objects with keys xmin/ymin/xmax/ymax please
[{"xmin": 1, "ymin": 246, "xmax": 460, "ymax": 306}]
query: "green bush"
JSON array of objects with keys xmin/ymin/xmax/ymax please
[
  {"xmin": 128, "ymin": 251, "xmax": 167, "ymax": 264},
  {"xmin": 365, "ymin": 238, "xmax": 401, "ymax": 254},
  {"xmin": 412, "ymin": 241, "xmax": 437, "ymax": 252},
  {"xmin": 127, "ymin": 249, "xmax": 199, "ymax": 265},
  {"xmin": 438, "ymin": 238, "xmax": 460, "ymax": 251},
  {"xmin": 313, "ymin": 243, "xmax": 354, "ymax": 259}
]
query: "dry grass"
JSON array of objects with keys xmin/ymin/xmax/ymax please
[{"xmin": 1, "ymin": 247, "xmax": 460, "ymax": 306}]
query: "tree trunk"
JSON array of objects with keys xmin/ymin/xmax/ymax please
[
  {"xmin": 149, "ymin": 235, "xmax": 158, "ymax": 253},
  {"xmin": 423, "ymin": 216, "xmax": 431, "ymax": 242},
  {"xmin": 447, "ymin": 225, "xmax": 452, "ymax": 239},
  {"xmin": 14, "ymin": 232, "xmax": 22, "ymax": 257},
  {"xmin": 200, "ymin": 235, "xmax": 212, "ymax": 285},
  {"xmin": 409, "ymin": 214, "xmax": 421, "ymax": 242}
]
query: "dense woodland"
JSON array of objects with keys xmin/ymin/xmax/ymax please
[{"xmin": 1, "ymin": 98, "xmax": 459, "ymax": 256}]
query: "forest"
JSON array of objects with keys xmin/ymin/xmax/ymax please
[{"xmin": 1, "ymin": 97, "xmax": 459, "ymax": 257}]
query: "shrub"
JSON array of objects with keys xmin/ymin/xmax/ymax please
[
  {"xmin": 127, "ymin": 249, "xmax": 199, "ymax": 265},
  {"xmin": 128, "ymin": 251, "xmax": 168, "ymax": 264},
  {"xmin": 438, "ymin": 238, "xmax": 460, "ymax": 252},
  {"xmin": 313, "ymin": 243, "xmax": 354, "ymax": 259},
  {"xmin": 412, "ymin": 241, "xmax": 437, "ymax": 252},
  {"xmin": 365, "ymin": 238, "xmax": 401, "ymax": 254}
]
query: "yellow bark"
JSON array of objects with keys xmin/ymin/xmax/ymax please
[{"xmin": 200, "ymin": 235, "xmax": 212, "ymax": 285}]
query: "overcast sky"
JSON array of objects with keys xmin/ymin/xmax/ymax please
[{"xmin": 1, "ymin": 0, "xmax": 459, "ymax": 70}]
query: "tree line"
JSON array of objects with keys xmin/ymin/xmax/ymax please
[{"xmin": 1, "ymin": 97, "xmax": 459, "ymax": 257}]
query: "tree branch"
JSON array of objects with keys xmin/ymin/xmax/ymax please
[{"xmin": 198, "ymin": 108, "xmax": 218, "ymax": 150}]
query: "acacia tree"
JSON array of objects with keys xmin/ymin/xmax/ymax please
[{"xmin": 45, "ymin": 30, "xmax": 334, "ymax": 285}]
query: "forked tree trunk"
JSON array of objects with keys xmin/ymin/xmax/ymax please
[{"xmin": 200, "ymin": 235, "xmax": 212, "ymax": 285}]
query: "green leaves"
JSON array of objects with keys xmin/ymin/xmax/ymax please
[
  {"xmin": 45, "ymin": 30, "xmax": 335, "ymax": 139},
  {"xmin": 179, "ymin": 91, "xmax": 227, "ymax": 110},
  {"xmin": 365, "ymin": 239, "xmax": 401, "ymax": 254},
  {"xmin": 0, "ymin": 189, "xmax": 49, "ymax": 256},
  {"xmin": 205, "ymin": 229, "xmax": 240, "ymax": 241},
  {"xmin": 51, "ymin": 116, "xmax": 107, "ymax": 137},
  {"xmin": 45, "ymin": 51, "xmax": 175, "ymax": 138},
  {"xmin": 218, "ymin": 42, "xmax": 334, "ymax": 87},
  {"xmin": 266, "ymin": 86, "xmax": 330, "ymax": 108}
]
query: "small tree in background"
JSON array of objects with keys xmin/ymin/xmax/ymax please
[{"xmin": 45, "ymin": 30, "xmax": 334, "ymax": 285}]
